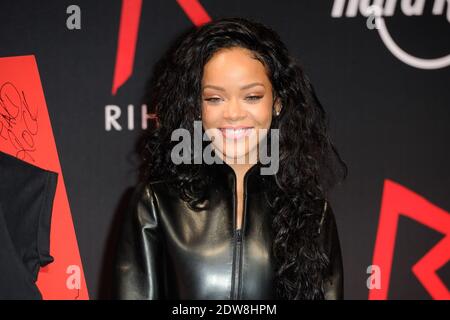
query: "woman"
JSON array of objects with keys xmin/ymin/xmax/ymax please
[{"xmin": 112, "ymin": 17, "xmax": 347, "ymax": 300}]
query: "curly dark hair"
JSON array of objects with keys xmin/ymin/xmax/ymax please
[{"xmin": 138, "ymin": 17, "xmax": 348, "ymax": 299}]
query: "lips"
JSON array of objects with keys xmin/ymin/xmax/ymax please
[{"xmin": 219, "ymin": 127, "xmax": 253, "ymax": 140}]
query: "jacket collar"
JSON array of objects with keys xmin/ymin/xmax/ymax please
[{"xmin": 202, "ymin": 160, "xmax": 274, "ymax": 195}]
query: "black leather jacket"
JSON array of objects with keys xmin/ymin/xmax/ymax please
[{"xmin": 112, "ymin": 163, "xmax": 343, "ymax": 299}]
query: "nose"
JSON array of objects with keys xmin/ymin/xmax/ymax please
[{"xmin": 223, "ymin": 98, "xmax": 246, "ymax": 121}]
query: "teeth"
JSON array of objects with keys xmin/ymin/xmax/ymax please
[
  {"xmin": 226, "ymin": 129, "xmax": 244, "ymax": 134},
  {"xmin": 221, "ymin": 128, "xmax": 251, "ymax": 139}
]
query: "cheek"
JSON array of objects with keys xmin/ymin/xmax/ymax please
[
  {"xmin": 249, "ymin": 104, "xmax": 272, "ymax": 128},
  {"xmin": 201, "ymin": 106, "xmax": 218, "ymax": 129}
]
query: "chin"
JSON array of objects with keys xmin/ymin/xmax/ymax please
[{"xmin": 220, "ymin": 147, "xmax": 259, "ymax": 164}]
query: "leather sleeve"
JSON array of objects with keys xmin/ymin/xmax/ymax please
[
  {"xmin": 111, "ymin": 181, "xmax": 164, "ymax": 300},
  {"xmin": 319, "ymin": 200, "xmax": 344, "ymax": 300}
]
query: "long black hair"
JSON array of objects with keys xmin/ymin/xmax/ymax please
[{"xmin": 139, "ymin": 17, "xmax": 348, "ymax": 299}]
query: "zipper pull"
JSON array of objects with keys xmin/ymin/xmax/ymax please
[{"xmin": 236, "ymin": 229, "xmax": 242, "ymax": 242}]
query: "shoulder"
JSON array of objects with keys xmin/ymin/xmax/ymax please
[
  {"xmin": 318, "ymin": 199, "xmax": 338, "ymax": 235},
  {"xmin": 317, "ymin": 199, "xmax": 342, "ymax": 259},
  {"xmin": 130, "ymin": 177, "xmax": 179, "ymax": 208},
  {"xmin": 317, "ymin": 199, "xmax": 344, "ymax": 299},
  {"xmin": 134, "ymin": 174, "xmax": 175, "ymax": 191}
]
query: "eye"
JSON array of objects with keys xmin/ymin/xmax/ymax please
[
  {"xmin": 204, "ymin": 97, "xmax": 222, "ymax": 104},
  {"xmin": 245, "ymin": 95, "xmax": 263, "ymax": 102}
]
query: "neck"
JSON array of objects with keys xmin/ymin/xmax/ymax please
[{"xmin": 227, "ymin": 162, "xmax": 254, "ymax": 180}]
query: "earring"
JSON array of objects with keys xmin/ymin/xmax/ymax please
[{"xmin": 275, "ymin": 105, "xmax": 282, "ymax": 116}]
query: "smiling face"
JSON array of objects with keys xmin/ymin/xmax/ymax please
[{"xmin": 201, "ymin": 47, "xmax": 279, "ymax": 164}]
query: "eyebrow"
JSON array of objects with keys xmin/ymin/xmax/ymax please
[{"xmin": 202, "ymin": 82, "xmax": 265, "ymax": 91}]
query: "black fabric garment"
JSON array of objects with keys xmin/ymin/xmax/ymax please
[
  {"xmin": 0, "ymin": 151, "xmax": 57, "ymax": 299},
  {"xmin": 112, "ymin": 162, "xmax": 344, "ymax": 300}
]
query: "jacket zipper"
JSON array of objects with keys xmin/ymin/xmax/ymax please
[
  {"xmin": 232, "ymin": 228, "xmax": 242, "ymax": 299},
  {"xmin": 231, "ymin": 170, "xmax": 250, "ymax": 299}
]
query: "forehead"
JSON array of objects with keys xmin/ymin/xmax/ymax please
[{"xmin": 202, "ymin": 47, "xmax": 270, "ymax": 86}]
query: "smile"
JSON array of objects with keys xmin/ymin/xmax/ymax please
[{"xmin": 219, "ymin": 127, "xmax": 253, "ymax": 140}]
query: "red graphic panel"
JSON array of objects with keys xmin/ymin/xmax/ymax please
[
  {"xmin": 112, "ymin": 0, "xmax": 142, "ymax": 95},
  {"xmin": 370, "ymin": 179, "xmax": 450, "ymax": 300},
  {"xmin": 112, "ymin": 0, "xmax": 211, "ymax": 95},
  {"xmin": 0, "ymin": 55, "xmax": 89, "ymax": 299},
  {"xmin": 176, "ymin": 0, "xmax": 212, "ymax": 27}
]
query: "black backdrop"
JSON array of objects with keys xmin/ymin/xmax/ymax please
[{"xmin": 1, "ymin": 0, "xmax": 449, "ymax": 299}]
